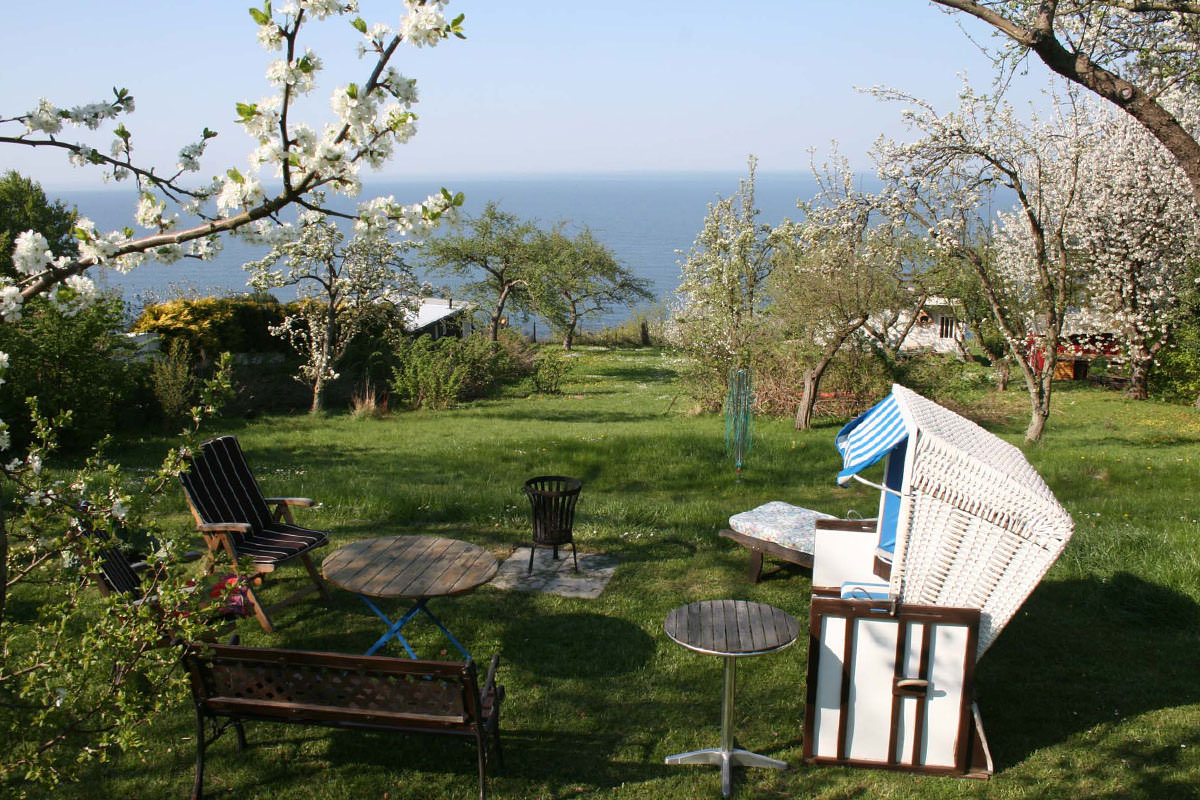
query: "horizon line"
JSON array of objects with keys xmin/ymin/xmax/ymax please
[{"xmin": 38, "ymin": 167, "xmax": 878, "ymax": 194}]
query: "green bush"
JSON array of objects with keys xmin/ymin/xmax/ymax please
[
  {"xmin": 149, "ymin": 339, "xmax": 194, "ymax": 423},
  {"xmin": 132, "ymin": 293, "xmax": 291, "ymax": 359},
  {"xmin": 887, "ymin": 350, "xmax": 992, "ymax": 405},
  {"xmin": 532, "ymin": 349, "xmax": 572, "ymax": 393},
  {"xmin": 390, "ymin": 334, "xmax": 526, "ymax": 410},
  {"xmin": 1151, "ymin": 319, "xmax": 1200, "ymax": 403},
  {"xmin": 0, "ymin": 295, "xmax": 149, "ymax": 450}
]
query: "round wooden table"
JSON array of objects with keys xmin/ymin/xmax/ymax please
[
  {"xmin": 663, "ymin": 599, "xmax": 799, "ymax": 797},
  {"xmin": 322, "ymin": 535, "xmax": 498, "ymax": 660}
]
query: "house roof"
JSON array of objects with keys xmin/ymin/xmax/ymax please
[{"xmin": 402, "ymin": 297, "xmax": 474, "ymax": 332}]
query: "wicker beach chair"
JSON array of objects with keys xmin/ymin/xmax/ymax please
[{"xmin": 803, "ymin": 384, "xmax": 1074, "ymax": 776}]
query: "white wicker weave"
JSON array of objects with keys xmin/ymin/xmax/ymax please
[{"xmin": 885, "ymin": 385, "xmax": 1074, "ymax": 656}]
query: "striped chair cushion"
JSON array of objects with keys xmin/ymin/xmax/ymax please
[{"xmin": 180, "ymin": 436, "xmax": 327, "ymax": 564}]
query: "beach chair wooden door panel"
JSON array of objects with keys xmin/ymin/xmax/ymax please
[{"xmin": 803, "ymin": 597, "xmax": 991, "ymax": 776}]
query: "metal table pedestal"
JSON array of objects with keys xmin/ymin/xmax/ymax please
[{"xmin": 665, "ymin": 655, "xmax": 787, "ymax": 796}]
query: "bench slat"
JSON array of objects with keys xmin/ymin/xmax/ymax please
[{"xmin": 204, "ymin": 696, "xmax": 469, "ymax": 728}]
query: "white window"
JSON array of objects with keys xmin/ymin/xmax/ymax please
[{"xmin": 938, "ymin": 316, "xmax": 956, "ymax": 339}]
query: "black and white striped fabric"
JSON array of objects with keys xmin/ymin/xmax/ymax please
[{"xmin": 179, "ymin": 436, "xmax": 328, "ymax": 565}]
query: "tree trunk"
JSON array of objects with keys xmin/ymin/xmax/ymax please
[
  {"xmin": 1126, "ymin": 357, "xmax": 1151, "ymax": 400},
  {"xmin": 1023, "ymin": 361, "xmax": 1054, "ymax": 444},
  {"xmin": 794, "ymin": 317, "xmax": 869, "ymax": 431},
  {"xmin": 490, "ymin": 284, "xmax": 514, "ymax": 343},
  {"xmin": 794, "ymin": 369, "xmax": 820, "ymax": 431},
  {"xmin": 311, "ymin": 375, "xmax": 325, "ymax": 414},
  {"xmin": 640, "ymin": 320, "xmax": 650, "ymax": 346},
  {"xmin": 995, "ymin": 357, "xmax": 1010, "ymax": 392},
  {"xmin": 312, "ymin": 302, "xmax": 336, "ymax": 414},
  {"xmin": 1025, "ymin": 402, "xmax": 1049, "ymax": 443}
]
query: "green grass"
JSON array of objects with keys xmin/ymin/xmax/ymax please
[{"xmin": 41, "ymin": 348, "xmax": 1200, "ymax": 798}]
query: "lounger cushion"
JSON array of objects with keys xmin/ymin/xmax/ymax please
[{"xmin": 728, "ymin": 502, "xmax": 835, "ymax": 554}]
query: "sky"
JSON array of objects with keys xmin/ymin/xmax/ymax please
[{"xmin": 0, "ymin": 1, "xmax": 1059, "ymax": 190}]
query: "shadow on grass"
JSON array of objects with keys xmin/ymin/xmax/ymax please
[
  {"xmin": 980, "ymin": 572, "xmax": 1200, "ymax": 771},
  {"xmin": 501, "ymin": 612, "xmax": 656, "ymax": 678}
]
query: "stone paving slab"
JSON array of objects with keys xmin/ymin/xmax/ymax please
[{"xmin": 489, "ymin": 547, "xmax": 618, "ymax": 599}]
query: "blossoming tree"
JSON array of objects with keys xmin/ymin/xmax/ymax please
[
  {"xmin": 769, "ymin": 154, "xmax": 913, "ymax": 430},
  {"xmin": 246, "ymin": 215, "xmax": 421, "ymax": 412},
  {"xmin": 876, "ymin": 85, "xmax": 1095, "ymax": 442},
  {"xmin": 0, "ymin": 1, "xmax": 465, "ymax": 791},
  {"xmin": 1074, "ymin": 98, "xmax": 1200, "ymax": 399},
  {"xmin": 929, "ymin": 1, "xmax": 1200, "ymax": 207},
  {"xmin": 670, "ymin": 157, "xmax": 781, "ymax": 409}
]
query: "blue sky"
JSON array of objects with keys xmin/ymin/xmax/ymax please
[{"xmin": 0, "ymin": 2, "xmax": 1057, "ymax": 189}]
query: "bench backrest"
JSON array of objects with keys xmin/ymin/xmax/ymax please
[{"xmin": 182, "ymin": 643, "xmax": 484, "ymax": 733}]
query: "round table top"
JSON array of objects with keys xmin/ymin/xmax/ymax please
[
  {"xmin": 322, "ymin": 535, "xmax": 498, "ymax": 600},
  {"xmin": 664, "ymin": 600, "xmax": 799, "ymax": 657}
]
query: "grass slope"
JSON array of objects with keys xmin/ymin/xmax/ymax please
[{"xmin": 52, "ymin": 349, "xmax": 1200, "ymax": 799}]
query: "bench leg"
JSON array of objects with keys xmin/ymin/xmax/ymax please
[
  {"xmin": 492, "ymin": 718, "xmax": 504, "ymax": 770},
  {"xmin": 192, "ymin": 708, "xmax": 207, "ymax": 800},
  {"xmin": 476, "ymin": 729, "xmax": 488, "ymax": 800},
  {"xmin": 747, "ymin": 549, "xmax": 763, "ymax": 584}
]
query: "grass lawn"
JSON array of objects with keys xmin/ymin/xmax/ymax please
[{"xmin": 44, "ymin": 348, "xmax": 1200, "ymax": 799}]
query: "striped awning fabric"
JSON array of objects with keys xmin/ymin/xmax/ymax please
[{"xmin": 835, "ymin": 393, "xmax": 909, "ymax": 486}]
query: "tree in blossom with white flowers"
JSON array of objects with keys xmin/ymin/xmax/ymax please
[
  {"xmin": 669, "ymin": 157, "xmax": 781, "ymax": 410},
  {"xmin": 929, "ymin": 1, "xmax": 1200, "ymax": 208},
  {"xmin": 0, "ymin": 2, "xmax": 465, "ymax": 791},
  {"xmin": 874, "ymin": 84, "xmax": 1096, "ymax": 443},
  {"xmin": 1073, "ymin": 98, "xmax": 1200, "ymax": 399},
  {"xmin": 768, "ymin": 152, "xmax": 914, "ymax": 430},
  {"xmin": 246, "ymin": 215, "xmax": 422, "ymax": 413}
]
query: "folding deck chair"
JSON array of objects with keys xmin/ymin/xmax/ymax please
[{"xmin": 179, "ymin": 435, "xmax": 330, "ymax": 632}]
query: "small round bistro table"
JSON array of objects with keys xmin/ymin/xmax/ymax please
[
  {"xmin": 663, "ymin": 599, "xmax": 799, "ymax": 797},
  {"xmin": 322, "ymin": 535, "xmax": 498, "ymax": 660}
]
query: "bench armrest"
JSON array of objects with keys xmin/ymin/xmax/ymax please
[
  {"xmin": 482, "ymin": 654, "xmax": 501, "ymax": 692},
  {"xmin": 264, "ymin": 497, "xmax": 314, "ymax": 507},
  {"xmin": 197, "ymin": 522, "xmax": 253, "ymax": 534}
]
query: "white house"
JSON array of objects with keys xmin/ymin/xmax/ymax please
[
  {"xmin": 898, "ymin": 298, "xmax": 966, "ymax": 354},
  {"xmin": 401, "ymin": 297, "xmax": 475, "ymax": 340}
]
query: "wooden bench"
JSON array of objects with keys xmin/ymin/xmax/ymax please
[{"xmin": 181, "ymin": 643, "xmax": 504, "ymax": 800}]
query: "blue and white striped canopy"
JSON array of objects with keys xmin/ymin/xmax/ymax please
[{"xmin": 835, "ymin": 393, "xmax": 910, "ymax": 486}]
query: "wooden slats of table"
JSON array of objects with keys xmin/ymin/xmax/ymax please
[
  {"xmin": 664, "ymin": 600, "xmax": 799, "ymax": 657},
  {"xmin": 322, "ymin": 536, "xmax": 498, "ymax": 600}
]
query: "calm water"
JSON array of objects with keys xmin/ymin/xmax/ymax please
[{"xmin": 61, "ymin": 172, "xmax": 825, "ymax": 332}]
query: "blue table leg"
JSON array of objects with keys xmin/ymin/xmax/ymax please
[
  {"xmin": 417, "ymin": 603, "xmax": 471, "ymax": 660},
  {"xmin": 356, "ymin": 595, "xmax": 471, "ymax": 661}
]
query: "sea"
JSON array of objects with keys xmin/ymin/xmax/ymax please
[{"xmin": 59, "ymin": 172, "xmax": 827, "ymax": 336}]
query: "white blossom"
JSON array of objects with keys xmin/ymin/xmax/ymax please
[
  {"xmin": 299, "ymin": 0, "xmax": 353, "ymax": 19},
  {"xmin": 400, "ymin": 0, "xmax": 447, "ymax": 47},
  {"xmin": 216, "ymin": 175, "xmax": 266, "ymax": 215},
  {"xmin": 256, "ymin": 23, "xmax": 284, "ymax": 51},
  {"xmin": 25, "ymin": 99, "xmax": 62, "ymax": 134},
  {"xmin": 12, "ymin": 231, "xmax": 52, "ymax": 276},
  {"xmin": 0, "ymin": 286, "xmax": 23, "ymax": 323}
]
